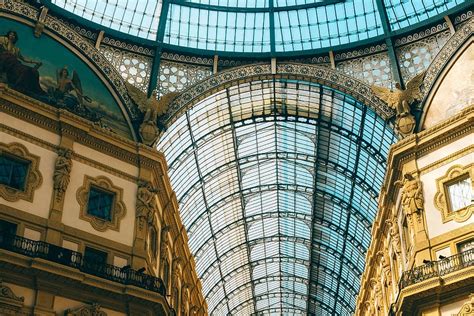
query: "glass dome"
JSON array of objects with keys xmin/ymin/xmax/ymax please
[{"xmin": 49, "ymin": 0, "xmax": 466, "ymax": 56}]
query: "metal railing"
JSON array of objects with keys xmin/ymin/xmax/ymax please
[
  {"xmin": 399, "ymin": 248, "xmax": 474, "ymax": 289},
  {"xmin": 0, "ymin": 233, "xmax": 166, "ymax": 296}
]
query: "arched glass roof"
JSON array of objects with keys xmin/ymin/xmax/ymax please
[
  {"xmin": 49, "ymin": 0, "xmax": 467, "ymax": 55},
  {"xmin": 157, "ymin": 78, "xmax": 398, "ymax": 315}
]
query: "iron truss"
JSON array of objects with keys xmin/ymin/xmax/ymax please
[{"xmin": 157, "ymin": 78, "xmax": 398, "ymax": 315}]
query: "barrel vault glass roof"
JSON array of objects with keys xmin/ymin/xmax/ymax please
[
  {"xmin": 49, "ymin": 0, "xmax": 467, "ymax": 55},
  {"xmin": 157, "ymin": 79, "xmax": 398, "ymax": 315}
]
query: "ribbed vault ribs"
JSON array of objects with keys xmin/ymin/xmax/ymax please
[{"xmin": 157, "ymin": 78, "xmax": 397, "ymax": 315}]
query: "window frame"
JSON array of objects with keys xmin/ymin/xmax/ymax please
[
  {"xmin": 434, "ymin": 164, "xmax": 473, "ymax": 223},
  {"xmin": 87, "ymin": 185, "xmax": 115, "ymax": 222},
  {"xmin": 77, "ymin": 175, "xmax": 126, "ymax": 232},
  {"xmin": 0, "ymin": 143, "xmax": 42, "ymax": 202}
]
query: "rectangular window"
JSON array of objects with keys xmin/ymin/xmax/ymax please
[
  {"xmin": 84, "ymin": 246, "xmax": 108, "ymax": 264},
  {"xmin": 0, "ymin": 154, "xmax": 30, "ymax": 191},
  {"xmin": 87, "ymin": 186, "xmax": 114, "ymax": 221},
  {"xmin": 447, "ymin": 177, "xmax": 472, "ymax": 212}
]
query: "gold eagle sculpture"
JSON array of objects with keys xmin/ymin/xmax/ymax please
[
  {"xmin": 125, "ymin": 83, "xmax": 179, "ymax": 123},
  {"xmin": 371, "ymin": 71, "xmax": 426, "ymax": 117}
]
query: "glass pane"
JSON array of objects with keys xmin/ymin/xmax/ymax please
[
  {"xmin": 87, "ymin": 187, "xmax": 114, "ymax": 221},
  {"xmin": 0, "ymin": 155, "xmax": 29, "ymax": 191},
  {"xmin": 448, "ymin": 177, "xmax": 472, "ymax": 211}
]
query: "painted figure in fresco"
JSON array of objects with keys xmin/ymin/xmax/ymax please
[
  {"xmin": 55, "ymin": 66, "xmax": 84, "ymax": 105},
  {"xmin": 0, "ymin": 30, "xmax": 45, "ymax": 95}
]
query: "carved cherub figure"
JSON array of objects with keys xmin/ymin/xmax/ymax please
[
  {"xmin": 125, "ymin": 83, "xmax": 179, "ymax": 123},
  {"xmin": 371, "ymin": 71, "xmax": 426, "ymax": 118}
]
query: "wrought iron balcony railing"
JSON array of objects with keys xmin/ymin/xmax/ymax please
[
  {"xmin": 0, "ymin": 233, "xmax": 166, "ymax": 296},
  {"xmin": 399, "ymin": 248, "xmax": 474, "ymax": 289}
]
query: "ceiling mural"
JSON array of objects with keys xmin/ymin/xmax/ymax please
[{"xmin": 0, "ymin": 18, "xmax": 133, "ymax": 139}]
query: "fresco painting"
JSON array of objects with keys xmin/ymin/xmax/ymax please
[{"xmin": 0, "ymin": 18, "xmax": 132, "ymax": 139}]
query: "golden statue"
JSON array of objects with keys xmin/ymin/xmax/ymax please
[
  {"xmin": 371, "ymin": 71, "xmax": 426, "ymax": 136},
  {"xmin": 125, "ymin": 83, "xmax": 178, "ymax": 123},
  {"xmin": 125, "ymin": 83, "xmax": 178, "ymax": 145}
]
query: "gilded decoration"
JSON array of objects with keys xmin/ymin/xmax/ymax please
[
  {"xmin": 53, "ymin": 147, "xmax": 73, "ymax": 202},
  {"xmin": 371, "ymin": 71, "xmax": 425, "ymax": 137},
  {"xmin": 76, "ymin": 175, "xmax": 126, "ymax": 232},
  {"xmin": 161, "ymin": 63, "xmax": 395, "ymax": 129},
  {"xmin": 456, "ymin": 294, "xmax": 474, "ymax": 316},
  {"xmin": 434, "ymin": 164, "xmax": 474, "ymax": 223},
  {"xmin": 126, "ymin": 83, "xmax": 178, "ymax": 145},
  {"xmin": 64, "ymin": 303, "xmax": 107, "ymax": 316},
  {"xmin": 0, "ymin": 142, "xmax": 42, "ymax": 202}
]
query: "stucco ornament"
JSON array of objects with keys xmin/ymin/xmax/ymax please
[
  {"xmin": 386, "ymin": 219, "xmax": 402, "ymax": 256},
  {"xmin": 397, "ymin": 173, "xmax": 424, "ymax": 223},
  {"xmin": 136, "ymin": 181, "xmax": 157, "ymax": 230},
  {"xmin": 64, "ymin": 303, "xmax": 107, "ymax": 316},
  {"xmin": 53, "ymin": 148, "xmax": 73, "ymax": 201},
  {"xmin": 371, "ymin": 71, "xmax": 425, "ymax": 137},
  {"xmin": 126, "ymin": 83, "xmax": 178, "ymax": 145},
  {"xmin": 456, "ymin": 293, "xmax": 474, "ymax": 316}
]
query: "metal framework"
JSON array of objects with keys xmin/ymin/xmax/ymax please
[
  {"xmin": 157, "ymin": 78, "xmax": 397, "ymax": 315},
  {"xmin": 45, "ymin": 0, "xmax": 470, "ymax": 97}
]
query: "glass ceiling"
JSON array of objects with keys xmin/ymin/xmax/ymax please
[
  {"xmin": 50, "ymin": 0, "xmax": 466, "ymax": 54},
  {"xmin": 157, "ymin": 79, "xmax": 398, "ymax": 315}
]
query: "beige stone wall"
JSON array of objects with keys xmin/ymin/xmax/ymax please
[
  {"xmin": 423, "ymin": 40, "xmax": 474, "ymax": 129},
  {"xmin": 62, "ymin": 159, "xmax": 137, "ymax": 246},
  {"xmin": 0, "ymin": 130, "xmax": 56, "ymax": 219},
  {"xmin": 418, "ymin": 136, "xmax": 473, "ymax": 239}
]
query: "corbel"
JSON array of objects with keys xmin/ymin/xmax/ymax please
[{"xmin": 34, "ymin": 6, "xmax": 49, "ymax": 38}]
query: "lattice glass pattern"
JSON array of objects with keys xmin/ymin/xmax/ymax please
[
  {"xmin": 100, "ymin": 45, "xmax": 152, "ymax": 93},
  {"xmin": 397, "ymin": 30, "xmax": 452, "ymax": 83},
  {"xmin": 157, "ymin": 79, "xmax": 397, "ymax": 315},
  {"xmin": 336, "ymin": 52, "xmax": 393, "ymax": 88},
  {"xmin": 158, "ymin": 60, "xmax": 212, "ymax": 96}
]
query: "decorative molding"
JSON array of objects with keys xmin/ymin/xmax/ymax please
[
  {"xmin": 161, "ymin": 52, "xmax": 213, "ymax": 66},
  {"xmin": 395, "ymin": 21, "xmax": 449, "ymax": 46},
  {"xmin": 419, "ymin": 145, "xmax": 474, "ymax": 175},
  {"xmin": 456, "ymin": 293, "xmax": 474, "ymax": 316},
  {"xmin": 65, "ymin": 303, "xmax": 107, "ymax": 316},
  {"xmin": 422, "ymin": 19, "xmax": 473, "ymax": 102},
  {"xmin": 0, "ymin": 280, "xmax": 24, "ymax": 303},
  {"xmin": 161, "ymin": 63, "xmax": 395, "ymax": 130},
  {"xmin": 76, "ymin": 175, "xmax": 126, "ymax": 232},
  {"xmin": 434, "ymin": 164, "xmax": 474, "ymax": 223},
  {"xmin": 102, "ymin": 39, "xmax": 155, "ymax": 57},
  {"xmin": 0, "ymin": 142, "xmax": 43, "ymax": 202}
]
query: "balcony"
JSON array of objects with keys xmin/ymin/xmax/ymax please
[
  {"xmin": 399, "ymin": 248, "xmax": 474, "ymax": 289},
  {"xmin": 0, "ymin": 233, "xmax": 166, "ymax": 296}
]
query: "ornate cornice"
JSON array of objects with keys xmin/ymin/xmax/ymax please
[
  {"xmin": 0, "ymin": 90, "xmax": 164, "ymax": 168},
  {"xmin": 161, "ymin": 63, "xmax": 395, "ymax": 130}
]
